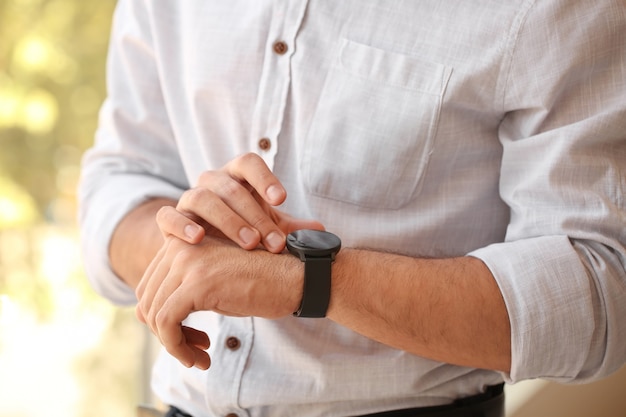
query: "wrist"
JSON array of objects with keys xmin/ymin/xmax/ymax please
[
  {"xmin": 110, "ymin": 198, "xmax": 176, "ymax": 288},
  {"xmin": 324, "ymin": 248, "xmax": 353, "ymax": 319},
  {"xmin": 284, "ymin": 254, "xmax": 305, "ymax": 315}
]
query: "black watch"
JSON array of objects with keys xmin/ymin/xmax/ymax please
[{"xmin": 286, "ymin": 229, "xmax": 341, "ymax": 318}]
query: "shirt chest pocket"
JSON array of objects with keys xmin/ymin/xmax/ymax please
[{"xmin": 302, "ymin": 39, "xmax": 452, "ymax": 209}]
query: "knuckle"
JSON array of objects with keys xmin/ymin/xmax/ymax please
[
  {"xmin": 238, "ymin": 152, "xmax": 261, "ymax": 165},
  {"xmin": 231, "ymin": 152, "xmax": 261, "ymax": 173},
  {"xmin": 155, "ymin": 205, "xmax": 174, "ymax": 224},
  {"xmin": 197, "ymin": 170, "xmax": 218, "ymax": 185},
  {"xmin": 249, "ymin": 213, "xmax": 270, "ymax": 230},
  {"xmin": 214, "ymin": 209, "xmax": 237, "ymax": 228},
  {"xmin": 172, "ymin": 246, "xmax": 194, "ymax": 266},
  {"xmin": 182, "ymin": 187, "xmax": 211, "ymax": 209},
  {"xmin": 216, "ymin": 179, "xmax": 241, "ymax": 200},
  {"xmin": 155, "ymin": 308, "xmax": 173, "ymax": 330}
]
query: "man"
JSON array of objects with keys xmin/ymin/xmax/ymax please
[{"xmin": 79, "ymin": 1, "xmax": 626, "ymax": 416}]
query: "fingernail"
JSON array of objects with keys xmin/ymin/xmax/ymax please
[
  {"xmin": 184, "ymin": 224, "xmax": 201, "ymax": 240},
  {"xmin": 239, "ymin": 227, "xmax": 257, "ymax": 246},
  {"xmin": 266, "ymin": 231, "xmax": 285, "ymax": 251},
  {"xmin": 266, "ymin": 185, "xmax": 284, "ymax": 203}
]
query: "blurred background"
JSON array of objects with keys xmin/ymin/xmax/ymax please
[
  {"xmin": 0, "ymin": 1, "xmax": 147, "ymax": 416},
  {"xmin": 0, "ymin": 1, "xmax": 624, "ymax": 416}
]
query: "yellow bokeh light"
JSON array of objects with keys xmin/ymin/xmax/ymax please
[
  {"xmin": 11, "ymin": 34, "xmax": 78, "ymax": 84},
  {"xmin": 39, "ymin": 232, "xmax": 77, "ymax": 286},
  {"xmin": 0, "ymin": 177, "xmax": 39, "ymax": 228},
  {"xmin": 19, "ymin": 88, "xmax": 59, "ymax": 134},
  {"xmin": 13, "ymin": 36, "xmax": 53, "ymax": 72},
  {"xmin": 0, "ymin": 75, "xmax": 21, "ymax": 128},
  {"xmin": 0, "ymin": 91, "xmax": 20, "ymax": 128}
]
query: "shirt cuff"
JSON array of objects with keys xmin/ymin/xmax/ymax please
[
  {"xmin": 468, "ymin": 235, "xmax": 594, "ymax": 383},
  {"xmin": 79, "ymin": 174, "xmax": 183, "ymax": 305}
]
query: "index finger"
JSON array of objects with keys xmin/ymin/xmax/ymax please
[{"xmin": 225, "ymin": 153, "xmax": 286, "ymax": 206}]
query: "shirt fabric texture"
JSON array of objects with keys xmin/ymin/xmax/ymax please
[{"xmin": 79, "ymin": 1, "xmax": 626, "ymax": 417}]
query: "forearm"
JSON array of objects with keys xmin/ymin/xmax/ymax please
[
  {"xmin": 110, "ymin": 198, "xmax": 177, "ymax": 289},
  {"xmin": 327, "ymin": 249, "xmax": 511, "ymax": 372}
]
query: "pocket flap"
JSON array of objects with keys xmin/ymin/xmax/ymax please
[{"xmin": 338, "ymin": 39, "xmax": 452, "ymax": 95}]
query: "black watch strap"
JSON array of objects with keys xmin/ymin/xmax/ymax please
[{"xmin": 294, "ymin": 257, "xmax": 332, "ymax": 318}]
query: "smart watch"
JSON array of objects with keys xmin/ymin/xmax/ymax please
[{"xmin": 286, "ymin": 229, "xmax": 342, "ymax": 318}]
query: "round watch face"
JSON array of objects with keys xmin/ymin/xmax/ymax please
[{"xmin": 286, "ymin": 229, "xmax": 341, "ymax": 256}]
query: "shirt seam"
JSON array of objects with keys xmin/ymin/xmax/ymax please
[{"xmin": 495, "ymin": 0, "xmax": 538, "ymax": 115}]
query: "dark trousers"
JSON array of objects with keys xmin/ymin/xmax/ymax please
[{"xmin": 166, "ymin": 383, "xmax": 505, "ymax": 417}]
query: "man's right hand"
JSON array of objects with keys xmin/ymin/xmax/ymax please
[{"xmin": 157, "ymin": 153, "xmax": 325, "ymax": 252}]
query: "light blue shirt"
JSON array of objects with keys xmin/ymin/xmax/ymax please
[{"xmin": 79, "ymin": 1, "xmax": 626, "ymax": 416}]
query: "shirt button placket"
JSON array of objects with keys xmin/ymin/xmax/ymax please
[{"xmin": 224, "ymin": 336, "xmax": 242, "ymax": 417}]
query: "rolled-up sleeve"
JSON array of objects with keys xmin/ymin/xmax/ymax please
[
  {"xmin": 78, "ymin": 0, "xmax": 187, "ymax": 305},
  {"xmin": 470, "ymin": 1, "xmax": 626, "ymax": 383}
]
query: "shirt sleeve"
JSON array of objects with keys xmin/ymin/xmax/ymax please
[
  {"xmin": 470, "ymin": 1, "xmax": 626, "ymax": 383},
  {"xmin": 78, "ymin": 0, "xmax": 187, "ymax": 305}
]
